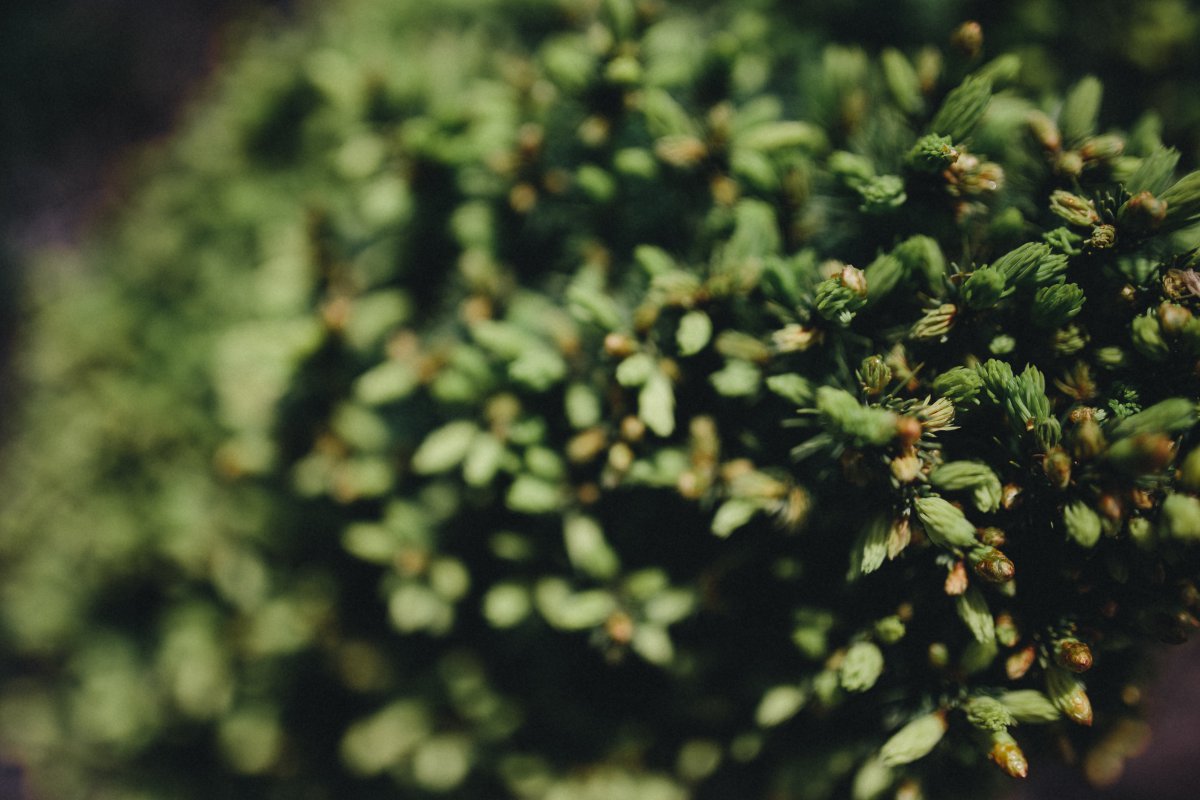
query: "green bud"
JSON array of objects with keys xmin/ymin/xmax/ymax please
[
  {"xmin": 1161, "ymin": 493, "xmax": 1200, "ymax": 541},
  {"xmin": 851, "ymin": 756, "xmax": 894, "ymax": 800},
  {"xmin": 906, "ymin": 133, "xmax": 958, "ymax": 172},
  {"xmin": 879, "ymin": 711, "xmax": 948, "ymax": 767},
  {"xmin": 933, "ymin": 366, "xmax": 983, "ymax": 405},
  {"xmin": 1079, "ymin": 134, "xmax": 1124, "ymax": 163},
  {"xmin": 1044, "ymin": 226, "xmax": 1084, "ymax": 256},
  {"xmin": 857, "ymin": 175, "xmax": 907, "ymax": 213},
  {"xmin": 1126, "ymin": 147, "xmax": 1180, "ymax": 195},
  {"xmin": 865, "ymin": 253, "xmax": 906, "ymax": 306},
  {"xmin": 1028, "ymin": 110, "xmax": 1062, "ymax": 150},
  {"xmin": 930, "ymin": 461, "xmax": 1002, "ymax": 513},
  {"xmin": 910, "ymin": 303, "xmax": 958, "ymax": 340},
  {"xmin": 995, "ymin": 613, "xmax": 1019, "ymax": 647},
  {"xmin": 1179, "ymin": 448, "xmax": 1200, "ymax": 492},
  {"xmin": 1131, "ymin": 313, "xmax": 1170, "ymax": 361},
  {"xmin": 992, "ymin": 242, "xmax": 1052, "ymax": 287},
  {"xmin": 815, "ymin": 266, "xmax": 869, "ymax": 323},
  {"xmin": 1118, "ymin": 191, "xmax": 1168, "ymax": 231},
  {"xmin": 1034, "ymin": 252, "xmax": 1070, "ymax": 284},
  {"xmin": 840, "ymin": 641, "xmax": 885, "ymax": 692},
  {"xmin": 1063, "ymin": 500, "xmax": 1102, "ymax": 548},
  {"xmin": 976, "ymin": 359, "xmax": 1015, "ymax": 403},
  {"xmin": 893, "ymin": 235, "xmax": 946, "ymax": 291},
  {"xmin": 829, "ymin": 150, "xmax": 875, "ymax": 184},
  {"xmin": 1160, "ymin": 170, "xmax": 1200, "ymax": 229},
  {"xmin": 1031, "ymin": 283, "xmax": 1085, "ymax": 327},
  {"xmin": 1050, "ymin": 190, "xmax": 1100, "ymax": 227},
  {"xmin": 737, "ymin": 121, "xmax": 828, "ymax": 153},
  {"xmin": 1094, "ymin": 346, "xmax": 1127, "ymax": 368},
  {"xmin": 816, "ymin": 387, "xmax": 899, "ymax": 446},
  {"xmin": 1045, "ymin": 665, "xmax": 1093, "ymax": 726},
  {"xmin": 999, "ymin": 690, "xmax": 1061, "ymax": 723},
  {"xmin": 766, "ymin": 373, "xmax": 814, "ymax": 406},
  {"xmin": 1128, "ymin": 516, "xmax": 1155, "ymax": 549},
  {"xmin": 1060, "ymin": 76, "xmax": 1102, "ymax": 146},
  {"xmin": 990, "ymin": 334, "xmax": 1016, "ymax": 355},
  {"xmin": 976, "ymin": 53, "xmax": 1022, "ymax": 85},
  {"xmin": 956, "ymin": 585, "xmax": 995, "ymax": 643},
  {"xmin": 914, "ymin": 495, "xmax": 979, "ymax": 549},
  {"xmin": 881, "ymin": 48, "xmax": 923, "ymax": 115},
  {"xmin": 1110, "ymin": 398, "xmax": 1197, "ymax": 439},
  {"xmin": 849, "ymin": 515, "xmax": 890, "ymax": 579},
  {"xmin": 961, "ymin": 267, "xmax": 1006, "ymax": 310},
  {"xmin": 755, "ymin": 685, "xmax": 808, "ymax": 728},
  {"xmin": 1054, "ymin": 325, "xmax": 1087, "ymax": 356},
  {"xmin": 1001, "ymin": 365, "xmax": 1056, "ymax": 445},
  {"xmin": 857, "ymin": 356, "xmax": 893, "ymax": 396},
  {"xmin": 930, "ymin": 74, "xmax": 992, "ymax": 140},
  {"xmin": 714, "ymin": 330, "xmax": 770, "ymax": 363},
  {"xmin": 874, "ymin": 616, "xmax": 906, "ymax": 644},
  {"xmin": 1057, "ymin": 149, "xmax": 1084, "ymax": 178},
  {"xmin": 964, "ymin": 696, "xmax": 1015, "ymax": 732}
]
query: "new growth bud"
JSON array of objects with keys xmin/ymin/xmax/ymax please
[
  {"xmin": 1054, "ymin": 638, "xmax": 1094, "ymax": 673},
  {"xmin": 970, "ymin": 546, "xmax": 1015, "ymax": 583},
  {"xmin": 1050, "ymin": 190, "xmax": 1100, "ymax": 227},
  {"xmin": 857, "ymin": 356, "xmax": 893, "ymax": 395},
  {"xmin": 915, "ymin": 495, "xmax": 979, "ymax": 549},
  {"xmin": 962, "ymin": 267, "xmax": 1006, "ymax": 310},
  {"xmin": 988, "ymin": 731, "xmax": 1029, "ymax": 778},
  {"xmin": 1046, "ymin": 666, "xmax": 1094, "ymax": 726},
  {"xmin": 879, "ymin": 711, "xmax": 948, "ymax": 767}
]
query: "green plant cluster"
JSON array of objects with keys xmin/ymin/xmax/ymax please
[{"xmin": 4, "ymin": 1, "xmax": 1200, "ymax": 798}]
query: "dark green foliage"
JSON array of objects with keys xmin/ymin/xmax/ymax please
[{"xmin": 4, "ymin": 2, "xmax": 1200, "ymax": 799}]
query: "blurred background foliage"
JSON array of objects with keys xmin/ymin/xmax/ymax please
[{"xmin": 3, "ymin": 1, "xmax": 1200, "ymax": 800}]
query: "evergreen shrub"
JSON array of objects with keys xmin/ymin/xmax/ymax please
[{"xmin": 3, "ymin": 1, "xmax": 1200, "ymax": 798}]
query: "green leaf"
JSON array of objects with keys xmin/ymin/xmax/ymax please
[
  {"xmin": 956, "ymin": 586, "xmax": 995, "ymax": 643},
  {"xmin": 506, "ymin": 475, "xmax": 562, "ymax": 514},
  {"xmin": 462, "ymin": 433, "xmax": 506, "ymax": 487},
  {"xmin": 355, "ymin": 361, "xmax": 419, "ymax": 405},
  {"xmin": 482, "ymin": 583, "xmax": 532, "ymax": 629},
  {"xmin": 616, "ymin": 353, "xmax": 656, "ymax": 387},
  {"xmin": 411, "ymin": 421, "xmax": 479, "ymax": 475},
  {"xmin": 1060, "ymin": 75, "xmax": 1102, "ymax": 146},
  {"xmin": 839, "ymin": 642, "xmax": 884, "ymax": 692},
  {"xmin": 1063, "ymin": 500, "xmax": 1102, "ymax": 548},
  {"xmin": 563, "ymin": 515, "xmax": 620, "ymax": 580},
  {"xmin": 631, "ymin": 624, "xmax": 675, "ymax": 665},
  {"xmin": 879, "ymin": 712, "xmax": 947, "ymax": 767},
  {"xmin": 711, "ymin": 498, "xmax": 760, "ymax": 537},
  {"xmin": 755, "ymin": 685, "xmax": 808, "ymax": 727},
  {"xmin": 639, "ymin": 371, "xmax": 676, "ymax": 437},
  {"xmin": 766, "ymin": 373, "xmax": 814, "ymax": 406},
  {"xmin": 535, "ymin": 580, "xmax": 615, "ymax": 630},
  {"xmin": 709, "ymin": 360, "xmax": 761, "ymax": 397},
  {"xmin": 565, "ymin": 383, "xmax": 602, "ymax": 429},
  {"xmin": 509, "ymin": 348, "xmax": 567, "ymax": 392},
  {"xmin": 676, "ymin": 310, "xmax": 713, "ymax": 356},
  {"xmin": 929, "ymin": 74, "xmax": 992, "ymax": 140},
  {"xmin": 848, "ymin": 515, "xmax": 889, "ymax": 579}
]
